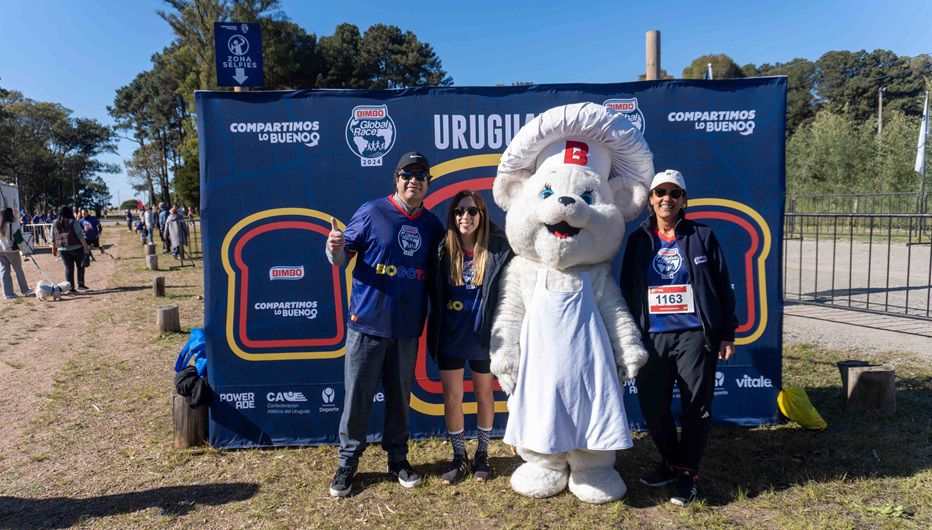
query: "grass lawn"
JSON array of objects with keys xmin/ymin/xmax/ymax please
[{"xmin": 0, "ymin": 228, "xmax": 929, "ymax": 529}]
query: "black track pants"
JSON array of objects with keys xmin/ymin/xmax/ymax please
[{"xmin": 636, "ymin": 329, "xmax": 718, "ymax": 473}]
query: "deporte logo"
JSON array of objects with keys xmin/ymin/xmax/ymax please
[
  {"xmin": 230, "ymin": 120, "xmax": 321, "ymax": 147},
  {"xmin": 667, "ymin": 110, "xmax": 757, "ymax": 136}
]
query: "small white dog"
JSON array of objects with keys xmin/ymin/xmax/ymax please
[{"xmin": 35, "ymin": 280, "xmax": 72, "ymax": 301}]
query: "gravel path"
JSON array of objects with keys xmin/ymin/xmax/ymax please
[{"xmin": 783, "ymin": 301, "xmax": 932, "ymax": 361}]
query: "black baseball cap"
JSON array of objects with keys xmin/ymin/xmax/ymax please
[{"xmin": 395, "ymin": 151, "xmax": 431, "ymax": 174}]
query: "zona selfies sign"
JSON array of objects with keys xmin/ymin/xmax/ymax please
[
  {"xmin": 214, "ymin": 22, "xmax": 264, "ymax": 88},
  {"xmin": 196, "ymin": 78, "xmax": 787, "ymax": 448}
]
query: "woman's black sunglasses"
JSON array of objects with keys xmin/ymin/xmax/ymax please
[
  {"xmin": 454, "ymin": 206, "xmax": 481, "ymax": 217},
  {"xmin": 398, "ymin": 170, "xmax": 430, "ymax": 182},
  {"xmin": 653, "ymin": 188, "xmax": 684, "ymax": 199}
]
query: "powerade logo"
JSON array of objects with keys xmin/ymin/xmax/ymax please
[
  {"xmin": 346, "ymin": 105, "xmax": 396, "ymax": 167},
  {"xmin": 269, "ymin": 266, "xmax": 304, "ymax": 280},
  {"xmin": 667, "ymin": 110, "xmax": 757, "ymax": 136},
  {"xmin": 220, "ymin": 392, "xmax": 255, "ymax": 410},
  {"xmin": 374, "ymin": 263, "xmax": 426, "ymax": 281},
  {"xmin": 736, "ymin": 374, "xmax": 773, "ymax": 388},
  {"xmin": 603, "ymin": 98, "xmax": 645, "ymax": 133},
  {"xmin": 229, "ymin": 121, "xmax": 320, "ymax": 147}
]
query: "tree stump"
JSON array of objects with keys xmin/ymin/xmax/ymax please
[
  {"xmin": 837, "ymin": 361, "xmax": 896, "ymax": 413},
  {"xmin": 146, "ymin": 254, "xmax": 158, "ymax": 270},
  {"xmin": 153, "ymin": 276, "xmax": 165, "ymax": 297},
  {"xmin": 145, "ymin": 243, "xmax": 156, "ymax": 256},
  {"xmin": 157, "ymin": 305, "xmax": 181, "ymax": 333},
  {"xmin": 173, "ymin": 393, "xmax": 208, "ymax": 448}
]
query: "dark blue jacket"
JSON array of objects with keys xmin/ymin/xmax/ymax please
[
  {"xmin": 621, "ymin": 218, "xmax": 738, "ymax": 350},
  {"xmin": 427, "ymin": 223, "xmax": 513, "ymax": 359}
]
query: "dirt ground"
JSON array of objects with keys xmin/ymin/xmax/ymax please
[{"xmin": 0, "ymin": 227, "xmax": 928, "ymax": 529}]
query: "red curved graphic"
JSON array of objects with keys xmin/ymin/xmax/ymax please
[
  {"xmin": 686, "ymin": 211, "xmax": 759, "ymax": 333},
  {"xmin": 233, "ymin": 221, "xmax": 345, "ymax": 348}
]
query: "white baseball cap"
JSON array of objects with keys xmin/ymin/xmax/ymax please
[{"xmin": 650, "ymin": 169, "xmax": 686, "ymax": 192}]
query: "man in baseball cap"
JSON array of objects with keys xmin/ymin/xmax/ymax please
[{"xmin": 324, "ymin": 149, "xmax": 443, "ymax": 497}]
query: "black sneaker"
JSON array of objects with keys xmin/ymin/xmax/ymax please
[
  {"xmin": 329, "ymin": 466, "xmax": 355, "ymax": 497},
  {"xmin": 472, "ymin": 451, "xmax": 491, "ymax": 482},
  {"xmin": 441, "ymin": 455, "xmax": 471, "ymax": 485},
  {"xmin": 77, "ymin": 284, "xmax": 90, "ymax": 291},
  {"xmin": 388, "ymin": 459, "xmax": 422, "ymax": 488},
  {"xmin": 639, "ymin": 463, "xmax": 677, "ymax": 487},
  {"xmin": 670, "ymin": 471, "xmax": 699, "ymax": 506}
]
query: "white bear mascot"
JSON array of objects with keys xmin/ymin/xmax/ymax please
[{"xmin": 490, "ymin": 102, "xmax": 655, "ymax": 504}]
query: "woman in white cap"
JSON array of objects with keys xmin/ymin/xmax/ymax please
[{"xmin": 620, "ymin": 169, "xmax": 737, "ymax": 507}]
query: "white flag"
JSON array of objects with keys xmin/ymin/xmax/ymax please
[
  {"xmin": 704, "ymin": 63, "xmax": 713, "ymax": 80},
  {"xmin": 916, "ymin": 92, "xmax": 929, "ymax": 174}
]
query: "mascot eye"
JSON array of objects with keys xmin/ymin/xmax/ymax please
[
  {"xmin": 539, "ymin": 187, "xmax": 554, "ymax": 200},
  {"xmin": 581, "ymin": 192, "xmax": 594, "ymax": 205}
]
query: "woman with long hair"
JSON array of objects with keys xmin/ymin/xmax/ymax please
[
  {"xmin": 52, "ymin": 206, "xmax": 91, "ymax": 292},
  {"xmin": 427, "ymin": 190, "xmax": 513, "ymax": 484},
  {"xmin": 0, "ymin": 207, "xmax": 32, "ymax": 299}
]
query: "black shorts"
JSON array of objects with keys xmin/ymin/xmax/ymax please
[
  {"xmin": 87, "ymin": 237, "xmax": 100, "ymax": 248},
  {"xmin": 436, "ymin": 354, "xmax": 491, "ymax": 373}
]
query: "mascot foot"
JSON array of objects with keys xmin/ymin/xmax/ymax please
[
  {"xmin": 568, "ymin": 467, "xmax": 627, "ymax": 504},
  {"xmin": 511, "ymin": 462, "xmax": 569, "ymax": 498}
]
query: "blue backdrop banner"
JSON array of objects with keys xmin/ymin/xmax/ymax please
[{"xmin": 196, "ymin": 78, "xmax": 786, "ymax": 449}]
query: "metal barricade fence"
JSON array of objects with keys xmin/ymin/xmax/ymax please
[
  {"xmin": 783, "ymin": 212, "xmax": 932, "ymax": 320},
  {"xmin": 183, "ymin": 218, "xmax": 201, "ymax": 258},
  {"xmin": 23, "ymin": 223, "xmax": 53, "ymax": 249}
]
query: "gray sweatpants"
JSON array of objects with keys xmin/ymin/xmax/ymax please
[
  {"xmin": 0, "ymin": 251, "xmax": 30, "ymax": 299},
  {"xmin": 338, "ymin": 327, "xmax": 419, "ymax": 469}
]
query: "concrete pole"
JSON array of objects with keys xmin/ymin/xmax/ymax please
[
  {"xmin": 646, "ymin": 30, "xmax": 661, "ymax": 81},
  {"xmin": 877, "ymin": 86, "xmax": 886, "ymax": 136}
]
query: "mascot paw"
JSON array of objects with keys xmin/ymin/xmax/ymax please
[
  {"xmin": 568, "ymin": 467, "xmax": 627, "ymax": 504},
  {"xmin": 511, "ymin": 462, "xmax": 568, "ymax": 498},
  {"xmin": 621, "ymin": 363, "xmax": 641, "ymax": 381},
  {"xmin": 495, "ymin": 373, "xmax": 516, "ymax": 395}
]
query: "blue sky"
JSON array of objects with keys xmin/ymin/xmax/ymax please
[{"xmin": 1, "ymin": 0, "xmax": 930, "ymax": 205}]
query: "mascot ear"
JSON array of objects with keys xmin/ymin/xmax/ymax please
[
  {"xmin": 493, "ymin": 169, "xmax": 530, "ymax": 211},
  {"xmin": 610, "ymin": 178, "xmax": 649, "ymax": 221}
]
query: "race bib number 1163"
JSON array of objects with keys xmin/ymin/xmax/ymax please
[{"xmin": 648, "ymin": 284, "xmax": 695, "ymax": 314}]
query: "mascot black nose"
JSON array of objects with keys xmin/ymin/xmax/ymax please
[{"xmin": 557, "ymin": 196, "xmax": 576, "ymax": 206}]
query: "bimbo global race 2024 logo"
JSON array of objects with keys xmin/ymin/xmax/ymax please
[
  {"xmin": 603, "ymin": 98, "xmax": 646, "ymax": 132},
  {"xmin": 346, "ymin": 105, "xmax": 396, "ymax": 166}
]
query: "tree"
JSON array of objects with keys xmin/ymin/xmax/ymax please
[
  {"xmin": 681, "ymin": 54, "xmax": 745, "ymax": 79},
  {"xmin": 316, "ymin": 23, "xmax": 452, "ymax": 88},
  {"xmin": 786, "ymin": 110, "xmax": 873, "ymax": 194},
  {"xmin": 120, "ymin": 199, "xmax": 140, "ymax": 210},
  {"xmin": 756, "ymin": 59, "xmax": 819, "ymax": 134}
]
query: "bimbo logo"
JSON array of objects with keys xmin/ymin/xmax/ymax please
[
  {"xmin": 736, "ymin": 374, "xmax": 773, "ymax": 388},
  {"xmin": 269, "ymin": 266, "xmax": 304, "ymax": 280},
  {"xmin": 345, "ymin": 105, "xmax": 396, "ymax": 167},
  {"xmin": 603, "ymin": 98, "xmax": 646, "ymax": 133}
]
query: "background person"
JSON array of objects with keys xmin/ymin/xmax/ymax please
[
  {"xmin": 325, "ymin": 151, "xmax": 443, "ymax": 497},
  {"xmin": 165, "ymin": 206, "xmax": 188, "ymax": 259},
  {"xmin": 620, "ymin": 169, "xmax": 737, "ymax": 507},
  {"xmin": 52, "ymin": 206, "xmax": 91, "ymax": 292},
  {"xmin": 0, "ymin": 207, "xmax": 32, "ymax": 299},
  {"xmin": 427, "ymin": 190, "xmax": 512, "ymax": 484}
]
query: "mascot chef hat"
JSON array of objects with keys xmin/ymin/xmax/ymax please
[{"xmin": 494, "ymin": 102, "xmax": 655, "ymax": 220}]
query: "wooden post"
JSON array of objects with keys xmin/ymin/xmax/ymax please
[
  {"xmin": 645, "ymin": 30, "xmax": 661, "ymax": 80},
  {"xmin": 145, "ymin": 243, "xmax": 156, "ymax": 256},
  {"xmin": 837, "ymin": 360, "xmax": 871, "ymax": 400},
  {"xmin": 173, "ymin": 393, "xmax": 208, "ymax": 448},
  {"xmin": 140, "ymin": 232, "xmax": 147, "ymax": 245},
  {"xmin": 846, "ymin": 366, "xmax": 896, "ymax": 413},
  {"xmin": 153, "ymin": 276, "xmax": 165, "ymax": 297},
  {"xmin": 146, "ymin": 254, "xmax": 158, "ymax": 270},
  {"xmin": 157, "ymin": 305, "xmax": 181, "ymax": 333}
]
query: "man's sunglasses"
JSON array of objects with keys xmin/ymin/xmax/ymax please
[
  {"xmin": 454, "ymin": 206, "xmax": 481, "ymax": 217},
  {"xmin": 653, "ymin": 188, "xmax": 684, "ymax": 199},
  {"xmin": 398, "ymin": 170, "xmax": 430, "ymax": 182}
]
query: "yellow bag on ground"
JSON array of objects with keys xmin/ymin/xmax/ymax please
[{"xmin": 777, "ymin": 386, "xmax": 827, "ymax": 430}]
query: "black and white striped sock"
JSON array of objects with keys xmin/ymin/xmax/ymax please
[
  {"xmin": 448, "ymin": 429, "xmax": 466, "ymax": 459},
  {"xmin": 476, "ymin": 426, "xmax": 492, "ymax": 454}
]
